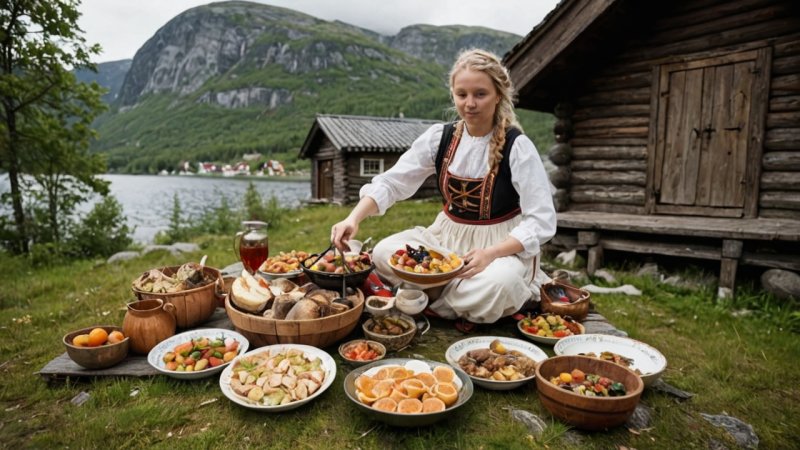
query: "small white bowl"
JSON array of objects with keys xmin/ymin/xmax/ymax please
[
  {"xmin": 365, "ymin": 295, "xmax": 395, "ymax": 316},
  {"xmin": 394, "ymin": 289, "xmax": 428, "ymax": 315}
]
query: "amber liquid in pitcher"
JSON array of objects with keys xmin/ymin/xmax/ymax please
[{"xmin": 240, "ymin": 243, "xmax": 268, "ymax": 273}]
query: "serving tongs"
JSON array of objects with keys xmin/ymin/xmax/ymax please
[{"xmin": 308, "ymin": 242, "xmax": 352, "ymax": 303}]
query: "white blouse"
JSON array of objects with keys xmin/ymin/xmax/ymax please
[{"xmin": 360, "ymin": 123, "xmax": 557, "ymax": 258}]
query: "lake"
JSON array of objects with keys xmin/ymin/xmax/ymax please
[{"xmin": 0, "ymin": 174, "xmax": 311, "ymax": 243}]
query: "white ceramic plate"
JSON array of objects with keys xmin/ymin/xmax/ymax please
[
  {"xmin": 553, "ymin": 333, "xmax": 667, "ymax": 386},
  {"xmin": 445, "ymin": 336, "xmax": 548, "ymax": 390},
  {"xmin": 256, "ymin": 269, "xmax": 303, "ymax": 281},
  {"xmin": 147, "ymin": 328, "xmax": 249, "ymax": 380},
  {"xmin": 219, "ymin": 344, "xmax": 336, "ymax": 412},
  {"xmin": 517, "ymin": 318, "xmax": 585, "ymax": 346}
]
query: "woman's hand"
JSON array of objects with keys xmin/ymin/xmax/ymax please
[
  {"xmin": 331, "ymin": 218, "xmax": 359, "ymax": 253},
  {"xmin": 458, "ymin": 248, "xmax": 497, "ymax": 279}
]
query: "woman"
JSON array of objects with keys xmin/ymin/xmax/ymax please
[{"xmin": 331, "ymin": 49, "xmax": 556, "ymax": 330}]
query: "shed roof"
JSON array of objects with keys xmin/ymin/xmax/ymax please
[
  {"xmin": 503, "ymin": 0, "xmax": 662, "ymax": 112},
  {"xmin": 299, "ymin": 114, "xmax": 441, "ymax": 158}
]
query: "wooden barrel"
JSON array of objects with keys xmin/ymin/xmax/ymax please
[
  {"xmin": 225, "ymin": 289, "xmax": 364, "ymax": 348},
  {"xmin": 132, "ymin": 266, "xmax": 222, "ymax": 329}
]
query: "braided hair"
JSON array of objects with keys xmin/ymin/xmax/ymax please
[{"xmin": 449, "ymin": 49, "xmax": 522, "ymax": 171}]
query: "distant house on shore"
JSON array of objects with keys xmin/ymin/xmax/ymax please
[
  {"xmin": 299, "ymin": 114, "xmax": 441, "ymax": 204},
  {"xmin": 504, "ymin": 0, "xmax": 800, "ymax": 296},
  {"xmin": 197, "ymin": 162, "xmax": 219, "ymax": 174}
]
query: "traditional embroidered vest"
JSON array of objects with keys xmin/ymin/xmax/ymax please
[{"xmin": 435, "ymin": 122, "xmax": 522, "ymax": 224}]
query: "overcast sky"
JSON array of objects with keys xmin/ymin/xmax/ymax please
[{"xmin": 77, "ymin": 0, "xmax": 561, "ymax": 63}]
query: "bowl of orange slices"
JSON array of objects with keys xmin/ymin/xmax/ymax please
[
  {"xmin": 63, "ymin": 325, "xmax": 129, "ymax": 370},
  {"xmin": 343, "ymin": 358, "xmax": 473, "ymax": 427}
]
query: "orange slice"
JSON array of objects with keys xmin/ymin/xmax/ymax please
[
  {"xmin": 397, "ymin": 398, "xmax": 423, "ymax": 414},
  {"xmin": 389, "ymin": 387, "xmax": 410, "ymax": 403},
  {"xmin": 431, "ymin": 382, "xmax": 459, "ymax": 407},
  {"xmin": 372, "ymin": 379, "xmax": 395, "ymax": 399},
  {"xmin": 372, "ymin": 397, "xmax": 398, "ymax": 412},
  {"xmin": 422, "ymin": 397, "xmax": 446, "ymax": 413},
  {"xmin": 415, "ymin": 372, "xmax": 437, "ymax": 387},
  {"xmin": 421, "ymin": 392, "xmax": 433, "ymax": 401},
  {"xmin": 401, "ymin": 378, "xmax": 428, "ymax": 399},
  {"xmin": 433, "ymin": 366, "xmax": 455, "ymax": 383},
  {"xmin": 355, "ymin": 375, "xmax": 378, "ymax": 393},
  {"xmin": 390, "ymin": 367, "xmax": 412, "ymax": 380},
  {"xmin": 374, "ymin": 365, "xmax": 400, "ymax": 380},
  {"xmin": 357, "ymin": 390, "xmax": 378, "ymax": 405}
]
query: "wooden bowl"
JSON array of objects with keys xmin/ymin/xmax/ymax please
[
  {"xmin": 63, "ymin": 325, "xmax": 129, "ymax": 370},
  {"xmin": 540, "ymin": 281, "xmax": 591, "ymax": 321},
  {"xmin": 362, "ymin": 313, "xmax": 416, "ymax": 351},
  {"xmin": 338, "ymin": 339, "xmax": 386, "ymax": 367},
  {"xmin": 389, "ymin": 260, "xmax": 464, "ymax": 286},
  {"xmin": 132, "ymin": 265, "xmax": 222, "ymax": 329},
  {"xmin": 224, "ymin": 289, "xmax": 364, "ymax": 348},
  {"xmin": 535, "ymin": 355, "xmax": 644, "ymax": 430}
]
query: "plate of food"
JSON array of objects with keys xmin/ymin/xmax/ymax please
[
  {"xmin": 343, "ymin": 358, "xmax": 473, "ymax": 427},
  {"xmin": 518, "ymin": 313, "xmax": 585, "ymax": 345},
  {"xmin": 445, "ymin": 336, "xmax": 548, "ymax": 390},
  {"xmin": 219, "ymin": 344, "xmax": 336, "ymax": 412},
  {"xmin": 388, "ymin": 244, "xmax": 464, "ymax": 285},
  {"xmin": 257, "ymin": 250, "xmax": 309, "ymax": 280},
  {"xmin": 553, "ymin": 334, "xmax": 667, "ymax": 386},
  {"xmin": 147, "ymin": 328, "xmax": 248, "ymax": 380}
]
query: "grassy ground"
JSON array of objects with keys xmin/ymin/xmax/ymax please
[{"xmin": 1, "ymin": 200, "xmax": 798, "ymax": 449}]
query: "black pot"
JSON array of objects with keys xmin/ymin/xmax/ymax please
[{"xmin": 301, "ymin": 254, "xmax": 374, "ymax": 290}]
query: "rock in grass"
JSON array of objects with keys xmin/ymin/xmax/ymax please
[
  {"xmin": 761, "ymin": 269, "xmax": 800, "ymax": 300},
  {"xmin": 625, "ymin": 403, "xmax": 653, "ymax": 429},
  {"xmin": 107, "ymin": 251, "xmax": 140, "ymax": 264},
  {"xmin": 651, "ymin": 379, "xmax": 694, "ymax": 400},
  {"xmin": 700, "ymin": 413, "xmax": 759, "ymax": 449},
  {"xmin": 508, "ymin": 408, "xmax": 547, "ymax": 436},
  {"xmin": 171, "ymin": 242, "xmax": 201, "ymax": 253}
]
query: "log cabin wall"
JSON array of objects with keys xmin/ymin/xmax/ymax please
[
  {"xmin": 344, "ymin": 153, "xmax": 439, "ymax": 204},
  {"xmin": 565, "ymin": 0, "xmax": 800, "ymax": 219}
]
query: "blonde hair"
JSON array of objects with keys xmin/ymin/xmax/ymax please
[{"xmin": 449, "ymin": 49, "xmax": 522, "ymax": 171}]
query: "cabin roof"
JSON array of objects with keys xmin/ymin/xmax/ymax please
[
  {"xmin": 503, "ymin": 0, "xmax": 661, "ymax": 112},
  {"xmin": 299, "ymin": 114, "xmax": 441, "ymax": 158}
]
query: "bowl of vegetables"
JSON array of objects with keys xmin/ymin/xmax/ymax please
[
  {"xmin": 535, "ymin": 355, "xmax": 644, "ymax": 430},
  {"xmin": 338, "ymin": 339, "xmax": 386, "ymax": 367},
  {"xmin": 147, "ymin": 328, "xmax": 248, "ymax": 380},
  {"xmin": 388, "ymin": 245, "xmax": 464, "ymax": 285},
  {"xmin": 517, "ymin": 313, "xmax": 584, "ymax": 345}
]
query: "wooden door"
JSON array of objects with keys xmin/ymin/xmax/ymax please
[
  {"xmin": 317, "ymin": 159, "xmax": 334, "ymax": 200},
  {"xmin": 648, "ymin": 49, "xmax": 770, "ymax": 218}
]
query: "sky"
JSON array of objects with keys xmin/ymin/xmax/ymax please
[{"xmin": 77, "ymin": 0, "xmax": 561, "ymax": 63}]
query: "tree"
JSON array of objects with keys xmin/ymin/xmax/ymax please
[{"xmin": 0, "ymin": 0, "xmax": 106, "ymax": 254}]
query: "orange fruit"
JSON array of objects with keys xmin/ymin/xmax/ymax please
[
  {"xmin": 372, "ymin": 397, "xmax": 397, "ymax": 412},
  {"xmin": 107, "ymin": 330, "xmax": 125, "ymax": 344},
  {"xmin": 87, "ymin": 328, "xmax": 109, "ymax": 347},
  {"xmin": 372, "ymin": 379, "xmax": 395, "ymax": 399},
  {"xmin": 389, "ymin": 388, "xmax": 410, "ymax": 403},
  {"xmin": 433, "ymin": 366, "xmax": 455, "ymax": 383},
  {"xmin": 72, "ymin": 334, "xmax": 90, "ymax": 347},
  {"xmin": 422, "ymin": 397, "xmax": 446, "ymax": 413},
  {"xmin": 401, "ymin": 379, "xmax": 428, "ymax": 398},
  {"xmin": 431, "ymin": 382, "xmax": 459, "ymax": 407},
  {"xmin": 397, "ymin": 398, "xmax": 423, "ymax": 414},
  {"xmin": 416, "ymin": 372, "xmax": 437, "ymax": 387}
]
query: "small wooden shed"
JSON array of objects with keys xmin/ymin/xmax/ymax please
[
  {"xmin": 504, "ymin": 0, "xmax": 800, "ymax": 294},
  {"xmin": 299, "ymin": 114, "xmax": 441, "ymax": 204}
]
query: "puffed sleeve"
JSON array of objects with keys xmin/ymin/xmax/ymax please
[
  {"xmin": 359, "ymin": 124, "xmax": 444, "ymax": 215},
  {"xmin": 508, "ymin": 135, "xmax": 557, "ymax": 258}
]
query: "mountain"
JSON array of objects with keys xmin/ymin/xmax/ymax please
[
  {"xmin": 74, "ymin": 59, "xmax": 132, "ymax": 104},
  {"xmin": 90, "ymin": 1, "xmax": 553, "ymax": 173}
]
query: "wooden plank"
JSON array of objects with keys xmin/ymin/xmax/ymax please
[
  {"xmin": 645, "ymin": 64, "xmax": 662, "ymax": 214},
  {"xmin": 765, "ymin": 128, "xmax": 800, "ymax": 150},
  {"xmin": 572, "ymin": 104, "xmax": 651, "ymax": 121},
  {"xmin": 572, "ymin": 126, "xmax": 649, "ymax": 138},
  {"xmin": 774, "ymin": 38, "xmax": 800, "ymax": 57},
  {"xmin": 571, "ymin": 170, "xmax": 647, "ymax": 186},
  {"xmin": 767, "ymin": 112, "xmax": 800, "ymax": 128},
  {"xmin": 583, "ymin": 71, "xmax": 652, "ymax": 90},
  {"xmin": 771, "ymin": 74, "xmax": 800, "ymax": 95},
  {"xmin": 741, "ymin": 252, "xmax": 800, "ymax": 270},
  {"xmin": 719, "ymin": 258, "xmax": 739, "ymax": 291},
  {"xmin": 576, "ymin": 87, "xmax": 651, "ymax": 106},
  {"xmin": 587, "ymin": 246, "xmax": 604, "ymax": 275},
  {"xmin": 599, "ymin": 237, "xmax": 721, "ymax": 260},
  {"xmin": 570, "ymin": 185, "xmax": 646, "ymax": 204},
  {"xmin": 772, "ymin": 54, "xmax": 800, "ymax": 76},
  {"xmin": 760, "ymin": 171, "xmax": 800, "ymax": 190},
  {"xmin": 556, "ymin": 210, "xmax": 800, "ymax": 241},
  {"xmin": 760, "ymin": 191, "xmax": 800, "ymax": 209},
  {"xmin": 578, "ymin": 231, "xmax": 600, "ymax": 246},
  {"xmin": 722, "ymin": 239, "xmax": 744, "ymax": 258},
  {"xmin": 758, "ymin": 208, "xmax": 800, "ymax": 220},
  {"xmin": 572, "ymin": 116, "xmax": 650, "ymax": 129},
  {"xmin": 769, "ymin": 95, "xmax": 800, "ymax": 112},
  {"xmin": 572, "ymin": 146, "xmax": 648, "ymax": 160},
  {"xmin": 567, "ymin": 203, "xmax": 646, "ymax": 214},
  {"xmin": 651, "ymin": 0, "xmax": 777, "ymax": 32},
  {"xmin": 571, "ymin": 159, "xmax": 647, "ymax": 171},
  {"xmin": 655, "ymin": 204, "xmax": 743, "ymax": 218},
  {"xmin": 762, "ymin": 151, "xmax": 800, "ymax": 170}
]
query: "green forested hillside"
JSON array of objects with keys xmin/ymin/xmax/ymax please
[{"xmin": 90, "ymin": 2, "xmax": 554, "ymax": 173}]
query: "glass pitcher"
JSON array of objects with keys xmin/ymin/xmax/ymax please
[{"xmin": 234, "ymin": 221, "xmax": 269, "ymax": 273}]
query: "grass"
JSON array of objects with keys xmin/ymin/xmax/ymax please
[{"xmin": 1, "ymin": 199, "xmax": 798, "ymax": 449}]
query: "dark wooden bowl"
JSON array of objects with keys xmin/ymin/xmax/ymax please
[
  {"xmin": 63, "ymin": 325, "xmax": 129, "ymax": 370},
  {"xmin": 535, "ymin": 355, "xmax": 644, "ymax": 431},
  {"xmin": 301, "ymin": 254, "xmax": 374, "ymax": 290}
]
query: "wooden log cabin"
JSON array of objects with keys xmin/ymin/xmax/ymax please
[
  {"xmin": 504, "ymin": 0, "xmax": 800, "ymax": 296},
  {"xmin": 299, "ymin": 115, "xmax": 441, "ymax": 204}
]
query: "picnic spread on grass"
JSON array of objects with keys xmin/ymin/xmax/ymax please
[{"xmin": 40, "ymin": 236, "xmax": 669, "ymax": 430}]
